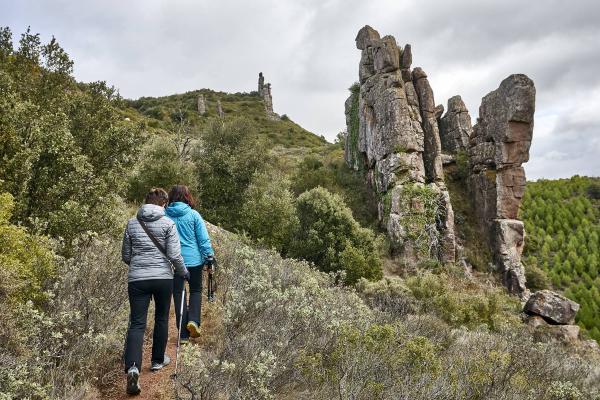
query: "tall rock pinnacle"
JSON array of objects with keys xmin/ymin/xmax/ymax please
[
  {"xmin": 468, "ymin": 74, "xmax": 535, "ymax": 297},
  {"xmin": 345, "ymin": 25, "xmax": 456, "ymax": 265},
  {"xmin": 257, "ymin": 72, "xmax": 279, "ymax": 120}
]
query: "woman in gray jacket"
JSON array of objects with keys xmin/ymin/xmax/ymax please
[{"xmin": 121, "ymin": 188, "xmax": 189, "ymax": 395}]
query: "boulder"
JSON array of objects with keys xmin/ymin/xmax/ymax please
[
  {"xmin": 528, "ymin": 316, "xmax": 580, "ymax": 343},
  {"xmin": 439, "ymin": 95, "xmax": 471, "ymax": 153},
  {"xmin": 373, "ymin": 35, "xmax": 400, "ymax": 73},
  {"xmin": 356, "ymin": 25, "xmax": 380, "ymax": 50},
  {"xmin": 524, "ymin": 290, "xmax": 580, "ymax": 325}
]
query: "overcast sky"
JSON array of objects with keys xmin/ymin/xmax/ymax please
[{"xmin": 2, "ymin": 0, "xmax": 599, "ymax": 179}]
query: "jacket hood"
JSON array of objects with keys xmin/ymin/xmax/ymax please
[
  {"xmin": 165, "ymin": 202, "xmax": 192, "ymax": 218},
  {"xmin": 137, "ymin": 204, "xmax": 165, "ymax": 222}
]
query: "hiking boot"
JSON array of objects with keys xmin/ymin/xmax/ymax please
[
  {"xmin": 150, "ymin": 354, "xmax": 171, "ymax": 371},
  {"xmin": 186, "ymin": 321, "xmax": 201, "ymax": 338},
  {"xmin": 126, "ymin": 365, "xmax": 141, "ymax": 395}
]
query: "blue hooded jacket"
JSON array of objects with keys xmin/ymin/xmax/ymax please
[{"xmin": 165, "ymin": 202, "xmax": 214, "ymax": 267}]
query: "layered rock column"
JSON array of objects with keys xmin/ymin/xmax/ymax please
[
  {"xmin": 468, "ymin": 74, "xmax": 535, "ymax": 296},
  {"xmin": 345, "ymin": 26, "xmax": 455, "ymax": 264},
  {"xmin": 197, "ymin": 94, "xmax": 206, "ymax": 115},
  {"xmin": 217, "ymin": 100, "xmax": 224, "ymax": 118},
  {"xmin": 257, "ymin": 72, "xmax": 278, "ymax": 120},
  {"xmin": 439, "ymin": 95, "xmax": 472, "ymax": 153}
]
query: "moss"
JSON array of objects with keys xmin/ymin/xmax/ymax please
[
  {"xmin": 396, "ymin": 184, "xmax": 440, "ymax": 258},
  {"xmin": 394, "ymin": 144, "xmax": 408, "ymax": 153},
  {"xmin": 484, "ymin": 169, "xmax": 497, "ymax": 182}
]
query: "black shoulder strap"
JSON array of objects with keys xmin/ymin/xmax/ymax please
[{"xmin": 137, "ymin": 216, "xmax": 167, "ymax": 256}]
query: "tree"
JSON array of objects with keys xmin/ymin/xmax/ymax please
[
  {"xmin": 240, "ymin": 170, "xmax": 298, "ymax": 252},
  {"xmin": 194, "ymin": 118, "xmax": 270, "ymax": 229},
  {"xmin": 0, "ymin": 27, "xmax": 142, "ymax": 246},
  {"xmin": 289, "ymin": 187, "xmax": 383, "ymax": 284},
  {"xmin": 127, "ymin": 135, "xmax": 198, "ymax": 202}
]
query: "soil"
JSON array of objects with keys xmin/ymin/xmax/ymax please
[{"xmin": 101, "ymin": 302, "xmax": 199, "ymax": 400}]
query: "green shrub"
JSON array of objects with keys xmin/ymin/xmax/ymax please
[
  {"xmin": 289, "ymin": 187, "xmax": 383, "ymax": 284},
  {"xmin": 0, "ymin": 192, "xmax": 55, "ymax": 306},
  {"xmin": 194, "ymin": 118, "xmax": 270, "ymax": 229},
  {"xmin": 525, "ymin": 263, "xmax": 550, "ymax": 291},
  {"xmin": 240, "ymin": 170, "xmax": 298, "ymax": 252},
  {"xmin": 0, "ymin": 28, "xmax": 142, "ymax": 246},
  {"xmin": 127, "ymin": 135, "xmax": 198, "ymax": 201},
  {"xmin": 405, "ymin": 270, "xmax": 522, "ymax": 330},
  {"xmin": 0, "ymin": 235, "xmax": 128, "ymax": 399}
]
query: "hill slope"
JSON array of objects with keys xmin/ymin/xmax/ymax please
[
  {"xmin": 522, "ymin": 176, "xmax": 600, "ymax": 341},
  {"xmin": 126, "ymin": 88, "xmax": 327, "ymax": 149}
]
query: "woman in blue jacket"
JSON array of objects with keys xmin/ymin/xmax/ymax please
[{"xmin": 166, "ymin": 185, "xmax": 215, "ymax": 341}]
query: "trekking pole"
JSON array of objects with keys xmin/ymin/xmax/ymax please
[{"xmin": 172, "ymin": 283, "xmax": 186, "ymax": 380}]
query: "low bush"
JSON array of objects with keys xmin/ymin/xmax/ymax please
[
  {"xmin": 0, "ymin": 235, "xmax": 128, "ymax": 399},
  {"xmin": 240, "ymin": 170, "xmax": 298, "ymax": 252},
  {"xmin": 289, "ymin": 187, "xmax": 383, "ymax": 284},
  {"xmin": 176, "ymin": 226, "xmax": 600, "ymax": 400}
]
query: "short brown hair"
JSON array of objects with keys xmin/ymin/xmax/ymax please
[{"xmin": 145, "ymin": 188, "xmax": 169, "ymax": 206}]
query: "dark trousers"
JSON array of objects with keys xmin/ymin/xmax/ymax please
[
  {"xmin": 173, "ymin": 266, "xmax": 203, "ymax": 339},
  {"xmin": 124, "ymin": 279, "xmax": 172, "ymax": 372}
]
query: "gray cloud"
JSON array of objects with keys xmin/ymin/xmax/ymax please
[{"xmin": 2, "ymin": 0, "xmax": 599, "ymax": 179}]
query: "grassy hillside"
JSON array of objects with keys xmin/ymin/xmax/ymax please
[
  {"xmin": 126, "ymin": 88, "xmax": 327, "ymax": 149},
  {"xmin": 522, "ymin": 176, "xmax": 600, "ymax": 341}
]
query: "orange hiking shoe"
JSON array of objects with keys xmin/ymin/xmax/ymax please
[{"xmin": 186, "ymin": 321, "xmax": 201, "ymax": 338}]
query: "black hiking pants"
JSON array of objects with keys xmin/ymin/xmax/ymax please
[
  {"xmin": 173, "ymin": 266, "xmax": 203, "ymax": 339},
  {"xmin": 124, "ymin": 279, "xmax": 172, "ymax": 372}
]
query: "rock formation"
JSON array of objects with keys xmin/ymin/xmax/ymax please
[
  {"xmin": 197, "ymin": 94, "xmax": 206, "ymax": 115},
  {"xmin": 258, "ymin": 72, "xmax": 265, "ymax": 96},
  {"xmin": 345, "ymin": 26, "xmax": 455, "ymax": 264},
  {"xmin": 257, "ymin": 72, "xmax": 279, "ymax": 120},
  {"xmin": 217, "ymin": 100, "xmax": 224, "ymax": 118},
  {"xmin": 344, "ymin": 24, "xmax": 581, "ymax": 339},
  {"xmin": 439, "ymin": 95, "xmax": 471, "ymax": 153},
  {"xmin": 525, "ymin": 290, "xmax": 581, "ymax": 343},
  {"xmin": 468, "ymin": 74, "xmax": 535, "ymax": 297},
  {"xmin": 525, "ymin": 290, "xmax": 580, "ymax": 324}
]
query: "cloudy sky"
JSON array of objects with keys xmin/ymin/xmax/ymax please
[{"xmin": 3, "ymin": 0, "xmax": 599, "ymax": 179}]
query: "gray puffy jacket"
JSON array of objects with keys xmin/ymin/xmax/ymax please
[{"xmin": 122, "ymin": 204, "xmax": 188, "ymax": 282}]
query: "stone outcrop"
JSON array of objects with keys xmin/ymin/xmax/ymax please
[
  {"xmin": 345, "ymin": 26, "xmax": 455, "ymax": 265},
  {"xmin": 258, "ymin": 72, "xmax": 265, "ymax": 96},
  {"xmin": 216, "ymin": 100, "xmax": 224, "ymax": 118},
  {"xmin": 525, "ymin": 290, "xmax": 580, "ymax": 325},
  {"xmin": 257, "ymin": 72, "xmax": 279, "ymax": 120},
  {"xmin": 439, "ymin": 95, "xmax": 471, "ymax": 153},
  {"xmin": 468, "ymin": 74, "xmax": 535, "ymax": 297},
  {"xmin": 344, "ymin": 25, "xmax": 585, "ymax": 344},
  {"xmin": 197, "ymin": 94, "xmax": 206, "ymax": 115},
  {"xmin": 525, "ymin": 291, "xmax": 581, "ymax": 343}
]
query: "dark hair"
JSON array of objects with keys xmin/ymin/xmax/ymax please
[
  {"xmin": 168, "ymin": 185, "xmax": 196, "ymax": 208},
  {"xmin": 144, "ymin": 188, "xmax": 169, "ymax": 206}
]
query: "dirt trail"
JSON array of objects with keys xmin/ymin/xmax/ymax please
[{"xmin": 102, "ymin": 301, "xmax": 192, "ymax": 400}]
